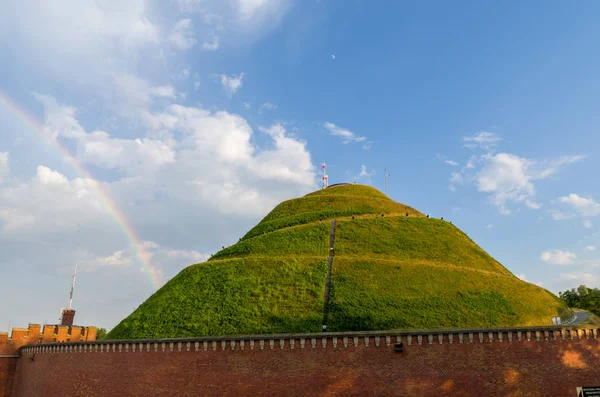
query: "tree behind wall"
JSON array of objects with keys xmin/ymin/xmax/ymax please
[
  {"xmin": 559, "ymin": 285, "xmax": 600, "ymax": 316},
  {"xmin": 96, "ymin": 328, "xmax": 108, "ymax": 340}
]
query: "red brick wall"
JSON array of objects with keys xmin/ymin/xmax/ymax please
[
  {"xmin": 0, "ymin": 357, "xmax": 17, "ymax": 397},
  {"xmin": 1, "ymin": 334, "xmax": 23, "ymax": 397},
  {"xmin": 10, "ymin": 328, "xmax": 600, "ymax": 397},
  {"xmin": 0, "ymin": 324, "xmax": 97, "ymax": 397}
]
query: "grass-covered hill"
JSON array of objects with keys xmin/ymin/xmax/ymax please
[{"xmin": 109, "ymin": 184, "xmax": 570, "ymax": 339}]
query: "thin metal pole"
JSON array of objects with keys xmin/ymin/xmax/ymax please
[{"xmin": 68, "ymin": 263, "xmax": 78, "ymax": 310}]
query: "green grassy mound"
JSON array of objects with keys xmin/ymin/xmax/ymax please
[
  {"xmin": 109, "ymin": 258, "xmax": 328, "ymax": 338},
  {"xmin": 328, "ymin": 258, "xmax": 564, "ymax": 331},
  {"xmin": 109, "ymin": 184, "xmax": 570, "ymax": 339}
]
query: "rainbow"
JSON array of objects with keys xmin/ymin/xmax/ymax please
[{"xmin": 0, "ymin": 91, "xmax": 162, "ymax": 289}]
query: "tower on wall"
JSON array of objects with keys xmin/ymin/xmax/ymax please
[{"xmin": 60, "ymin": 264, "xmax": 78, "ymax": 326}]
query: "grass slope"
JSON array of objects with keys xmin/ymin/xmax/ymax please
[
  {"xmin": 109, "ymin": 258, "xmax": 328, "ymax": 338},
  {"xmin": 109, "ymin": 185, "xmax": 569, "ymax": 339},
  {"xmin": 243, "ymin": 189, "xmax": 423, "ymax": 240},
  {"xmin": 328, "ymin": 258, "xmax": 566, "ymax": 331}
]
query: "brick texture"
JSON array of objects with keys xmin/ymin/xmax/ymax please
[
  {"xmin": 9, "ymin": 328, "xmax": 600, "ymax": 397},
  {"xmin": 0, "ymin": 324, "xmax": 97, "ymax": 397},
  {"xmin": 0, "ymin": 333, "xmax": 19, "ymax": 397}
]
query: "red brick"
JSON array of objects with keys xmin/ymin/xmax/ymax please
[{"xmin": 7, "ymin": 329, "xmax": 600, "ymax": 396}]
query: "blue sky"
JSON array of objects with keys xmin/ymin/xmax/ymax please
[{"xmin": 1, "ymin": 0, "xmax": 599, "ymax": 331}]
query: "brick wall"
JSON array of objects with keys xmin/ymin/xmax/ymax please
[
  {"xmin": 10, "ymin": 327, "xmax": 600, "ymax": 396},
  {"xmin": 0, "ymin": 333, "xmax": 19, "ymax": 397},
  {"xmin": 0, "ymin": 324, "xmax": 97, "ymax": 397}
]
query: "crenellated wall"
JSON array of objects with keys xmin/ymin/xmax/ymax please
[
  {"xmin": 9, "ymin": 326, "xmax": 600, "ymax": 396},
  {"xmin": 0, "ymin": 323, "xmax": 96, "ymax": 346},
  {"xmin": 0, "ymin": 324, "xmax": 97, "ymax": 397}
]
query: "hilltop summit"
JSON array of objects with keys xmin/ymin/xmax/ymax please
[{"xmin": 109, "ymin": 184, "xmax": 568, "ymax": 339}]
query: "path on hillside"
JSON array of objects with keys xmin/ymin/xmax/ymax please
[
  {"xmin": 208, "ymin": 255, "xmax": 516, "ymax": 279},
  {"xmin": 244, "ymin": 211, "xmax": 428, "ymax": 240},
  {"xmin": 564, "ymin": 310, "xmax": 589, "ymax": 325}
]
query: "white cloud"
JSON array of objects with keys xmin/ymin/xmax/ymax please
[
  {"xmin": 536, "ymin": 155, "xmax": 587, "ymax": 179},
  {"xmin": 259, "ymin": 102, "xmax": 278, "ymax": 113},
  {"xmin": 175, "ymin": 0, "xmax": 292, "ymax": 41},
  {"xmin": 160, "ymin": 248, "xmax": 209, "ymax": 263},
  {"xmin": 14, "ymin": 1, "xmax": 160, "ymax": 48},
  {"xmin": 251, "ymin": 124, "xmax": 315, "ymax": 185},
  {"xmin": 0, "ymin": 166, "xmax": 109, "ymax": 232},
  {"xmin": 178, "ymin": 66, "xmax": 191, "ymax": 80},
  {"xmin": 359, "ymin": 165, "xmax": 372, "ymax": 177},
  {"xmin": 331, "ymin": 54, "xmax": 336, "ymax": 60},
  {"xmin": 80, "ymin": 250, "xmax": 133, "ymax": 271},
  {"xmin": 0, "ymin": 100, "xmax": 317, "ymax": 317},
  {"xmin": 584, "ymin": 220, "xmax": 593, "ymax": 229},
  {"xmin": 559, "ymin": 194, "xmax": 600, "ymax": 217},
  {"xmin": 352, "ymin": 165, "xmax": 375, "ymax": 182},
  {"xmin": 34, "ymin": 94, "xmax": 86, "ymax": 139},
  {"xmin": 110, "ymin": 73, "xmax": 177, "ymax": 117},
  {"xmin": 0, "ymin": 0, "xmax": 162, "ymax": 100},
  {"xmin": 168, "ymin": 19, "xmax": 197, "ymax": 50},
  {"xmin": 36, "ymin": 165, "xmax": 69, "ymax": 185},
  {"xmin": 450, "ymin": 172, "xmax": 464, "ymax": 184},
  {"xmin": 238, "ymin": 0, "xmax": 289, "ymax": 20},
  {"xmin": 0, "ymin": 153, "xmax": 9, "ymax": 183},
  {"xmin": 149, "ymin": 85, "xmax": 177, "ymax": 98},
  {"xmin": 463, "ymin": 131, "xmax": 501, "ymax": 149},
  {"xmin": 35, "ymin": 97, "xmax": 316, "ymax": 216},
  {"xmin": 540, "ymin": 249, "xmax": 576, "ymax": 265},
  {"xmin": 548, "ymin": 210, "xmax": 576, "ymax": 221},
  {"xmin": 37, "ymin": 95, "xmax": 176, "ymax": 175},
  {"xmin": 517, "ymin": 273, "xmax": 527, "ymax": 281},
  {"xmin": 79, "ymin": 132, "xmax": 176, "ymax": 174},
  {"xmin": 76, "ymin": 242, "xmax": 209, "ymax": 284},
  {"xmin": 486, "ymin": 224, "xmax": 493, "ymax": 229},
  {"xmin": 323, "ymin": 122, "xmax": 367, "ymax": 144},
  {"xmin": 239, "ymin": 0, "xmax": 270, "ymax": 16},
  {"xmin": 202, "ymin": 33, "xmax": 219, "ymax": 51},
  {"xmin": 472, "ymin": 152, "xmax": 581, "ymax": 215},
  {"xmin": 560, "ymin": 272, "xmax": 599, "ymax": 285},
  {"xmin": 445, "ymin": 160, "xmax": 459, "ymax": 166},
  {"xmin": 477, "ymin": 153, "xmax": 534, "ymax": 215},
  {"xmin": 0, "ymin": 0, "xmax": 304, "ymax": 330},
  {"xmin": 220, "ymin": 73, "xmax": 245, "ymax": 95},
  {"xmin": 584, "ymin": 246, "xmax": 596, "ymax": 252},
  {"xmin": 244, "ymin": 102, "xmax": 252, "ymax": 109},
  {"xmin": 143, "ymin": 241, "xmax": 210, "ymax": 264}
]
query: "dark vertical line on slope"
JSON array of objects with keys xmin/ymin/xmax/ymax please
[{"xmin": 322, "ymin": 219, "xmax": 336, "ymax": 331}]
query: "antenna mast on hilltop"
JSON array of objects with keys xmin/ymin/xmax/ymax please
[
  {"xmin": 321, "ymin": 163, "xmax": 329, "ymax": 189},
  {"xmin": 59, "ymin": 264, "xmax": 78, "ymax": 326},
  {"xmin": 68, "ymin": 263, "xmax": 78, "ymax": 310}
]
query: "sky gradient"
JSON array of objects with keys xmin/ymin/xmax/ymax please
[{"xmin": 1, "ymin": 0, "xmax": 599, "ymax": 331}]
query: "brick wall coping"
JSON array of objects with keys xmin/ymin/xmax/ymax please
[{"xmin": 19, "ymin": 325, "xmax": 599, "ymax": 355}]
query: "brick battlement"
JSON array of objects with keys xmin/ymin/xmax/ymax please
[
  {"xmin": 1, "ymin": 323, "xmax": 97, "ymax": 396},
  {"xmin": 20, "ymin": 325, "xmax": 599, "ymax": 355},
  {"xmin": 0, "ymin": 323, "xmax": 96, "ymax": 346},
  {"xmin": 10, "ymin": 325, "xmax": 600, "ymax": 396}
]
